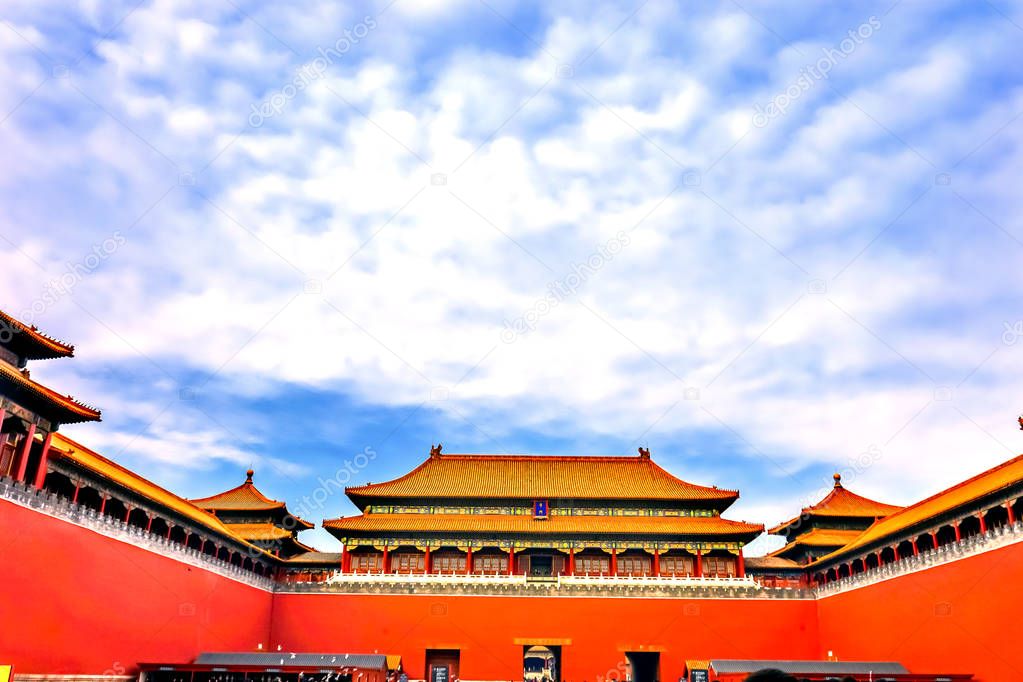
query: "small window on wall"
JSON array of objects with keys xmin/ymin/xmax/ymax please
[{"xmin": 703, "ymin": 555, "xmax": 736, "ymax": 577}]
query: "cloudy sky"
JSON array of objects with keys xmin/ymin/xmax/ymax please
[{"xmin": 3, "ymin": 0, "xmax": 1023, "ymax": 553}]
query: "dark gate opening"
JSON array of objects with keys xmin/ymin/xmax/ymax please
[
  {"xmin": 425, "ymin": 648, "xmax": 460, "ymax": 682},
  {"xmin": 626, "ymin": 652, "xmax": 659, "ymax": 682},
  {"xmin": 530, "ymin": 555, "xmax": 553, "ymax": 577},
  {"xmin": 523, "ymin": 644, "xmax": 561, "ymax": 682}
]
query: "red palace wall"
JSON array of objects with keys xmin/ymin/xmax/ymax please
[
  {"xmin": 816, "ymin": 539, "xmax": 1023, "ymax": 682},
  {"xmin": 270, "ymin": 593, "xmax": 820, "ymax": 682},
  {"xmin": 6, "ymin": 495, "xmax": 1022, "ymax": 682},
  {"xmin": 0, "ymin": 500, "xmax": 273, "ymax": 675}
]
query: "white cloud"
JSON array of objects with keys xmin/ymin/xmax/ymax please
[{"xmin": 2, "ymin": 1, "xmax": 1023, "ymax": 539}]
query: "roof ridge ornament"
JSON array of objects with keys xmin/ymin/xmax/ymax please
[
  {"xmin": 638, "ymin": 447, "xmax": 651, "ymax": 459},
  {"xmin": 246, "ymin": 468, "xmax": 255, "ymax": 484},
  {"xmin": 833, "ymin": 473, "xmax": 843, "ymax": 488},
  {"xmin": 430, "ymin": 443, "xmax": 443, "ymax": 458}
]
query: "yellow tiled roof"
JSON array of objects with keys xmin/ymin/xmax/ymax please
[
  {"xmin": 228, "ymin": 523, "xmax": 293, "ymax": 541},
  {"xmin": 769, "ymin": 474, "xmax": 901, "ymax": 535},
  {"xmin": 774, "ymin": 527, "xmax": 863, "ymax": 549},
  {"xmin": 744, "ymin": 555, "xmax": 801, "ymax": 570},
  {"xmin": 0, "ymin": 309, "xmax": 74, "ymax": 359},
  {"xmin": 191, "ymin": 472, "xmax": 286, "ymax": 511},
  {"xmin": 189, "ymin": 472, "xmax": 310, "ymax": 531},
  {"xmin": 190, "ymin": 472, "xmax": 313, "ymax": 529},
  {"xmin": 51, "ymin": 434, "xmax": 272, "ymax": 557},
  {"xmin": 325, "ymin": 512, "xmax": 763, "ymax": 537},
  {"xmin": 0, "ymin": 362, "xmax": 101, "ymax": 423},
  {"xmin": 347, "ymin": 452, "xmax": 738, "ymax": 505},
  {"xmin": 285, "ymin": 551, "xmax": 343, "ymax": 564},
  {"xmin": 818, "ymin": 453, "xmax": 1023, "ymax": 563},
  {"xmin": 768, "ymin": 528, "xmax": 863, "ymax": 560}
]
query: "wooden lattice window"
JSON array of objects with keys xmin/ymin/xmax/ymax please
[
  {"xmin": 577, "ymin": 555, "xmax": 610, "ymax": 575},
  {"xmin": 432, "ymin": 552, "xmax": 467, "ymax": 573},
  {"xmin": 661, "ymin": 555, "xmax": 694, "ymax": 576},
  {"xmin": 352, "ymin": 552, "xmax": 382, "ymax": 572},
  {"xmin": 703, "ymin": 555, "xmax": 736, "ymax": 577},
  {"xmin": 392, "ymin": 552, "xmax": 425, "ymax": 573},
  {"xmin": 617, "ymin": 555, "xmax": 652, "ymax": 576},
  {"xmin": 472, "ymin": 554, "xmax": 508, "ymax": 574}
]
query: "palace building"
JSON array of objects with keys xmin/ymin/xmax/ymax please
[
  {"xmin": 767, "ymin": 473, "xmax": 903, "ymax": 565},
  {"xmin": 191, "ymin": 469, "xmax": 316, "ymax": 559},
  {"xmin": 324, "ymin": 445, "xmax": 763, "ymax": 579},
  {"xmin": 2, "ymin": 309, "xmax": 1022, "ymax": 682},
  {"xmin": 0, "ymin": 309, "xmax": 100, "ymax": 482}
]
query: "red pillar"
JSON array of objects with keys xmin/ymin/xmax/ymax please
[
  {"xmin": 954, "ymin": 522, "xmax": 962, "ymax": 542},
  {"xmin": 14, "ymin": 422, "xmax": 36, "ymax": 482},
  {"xmin": 341, "ymin": 544, "xmax": 351, "ymax": 573},
  {"xmin": 876, "ymin": 550, "xmax": 883, "ymax": 567},
  {"xmin": 978, "ymin": 513, "xmax": 988, "ymax": 534},
  {"xmin": 508, "ymin": 547, "xmax": 515, "ymax": 575},
  {"xmin": 736, "ymin": 549, "xmax": 745, "ymax": 578},
  {"xmin": 912, "ymin": 538, "xmax": 919, "ymax": 556},
  {"xmin": 72, "ymin": 480, "xmax": 81, "ymax": 504},
  {"xmin": 464, "ymin": 547, "xmax": 472, "ymax": 575},
  {"xmin": 32, "ymin": 431, "xmax": 54, "ymax": 490},
  {"xmin": 99, "ymin": 494, "xmax": 109, "ymax": 515},
  {"xmin": 166, "ymin": 524, "xmax": 173, "ymax": 540},
  {"xmin": 1009, "ymin": 502, "xmax": 1018, "ymax": 525},
  {"xmin": 653, "ymin": 548, "xmax": 660, "ymax": 576},
  {"xmin": 931, "ymin": 531, "xmax": 939, "ymax": 548},
  {"xmin": 611, "ymin": 548, "xmax": 618, "ymax": 576},
  {"xmin": 695, "ymin": 549, "xmax": 703, "ymax": 577},
  {"xmin": 568, "ymin": 548, "xmax": 576, "ymax": 576},
  {"xmin": 382, "ymin": 546, "xmax": 390, "ymax": 574},
  {"xmin": 124, "ymin": 506, "xmax": 133, "ymax": 524},
  {"xmin": 0, "ymin": 408, "xmax": 6, "ymax": 471},
  {"xmin": 424, "ymin": 546, "xmax": 432, "ymax": 574},
  {"xmin": 146, "ymin": 514, "xmax": 154, "ymax": 532}
]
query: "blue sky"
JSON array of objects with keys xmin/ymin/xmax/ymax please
[{"xmin": 3, "ymin": 0, "xmax": 1023, "ymax": 553}]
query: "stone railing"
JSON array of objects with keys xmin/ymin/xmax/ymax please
[
  {"xmin": 278, "ymin": 568, "xmax": 811, "ymax": 599},
  {"xmin": 815, "ymin": 520, "xmax": 1023, "ymax": 597},
  {"xmin": 0, "ymin": 476, "xmax": 274, "ymax": 590}
]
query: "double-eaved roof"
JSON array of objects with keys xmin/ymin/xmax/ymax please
[
  {"xmin": 325, "ymin": 512, "xmax": 763, "ymax": 539},
  {"xmin": 330, "ymin": 449, "xmax": 761, "ymax": 545},
  {"xmin": 817, "ymin": 452, "xmax": 1023, "ymax": 564},
  {"xmin": 0, "ymin": 361, "xmax": 101, "ymax": 424},
  {"xmin": 192, "ymin": 470, "xmax": 292, "ymax": 513},
  {"xmin": 770, "ymin": 473, "xmax": 902, "ymax": 537},
  {"xmin": 0, "ymin": 309, "xmax": 75, "ymax": 360},
  {"xmin": 346, "ymin": 450, "xmax": 739, "ymax": 509}
]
